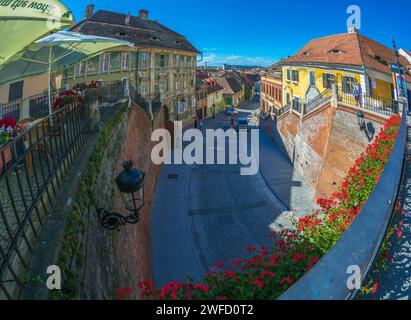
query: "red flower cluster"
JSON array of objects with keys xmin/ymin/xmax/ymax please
[
  {"xmin": 0, "ymin": 117, "xmax": 24, "ymax": 144},
  {"xmin": 0, "ymin": 117, "xmax": 16, "ymax": 128},
  {"xmin": 53, "ymin": 90, "xmax": 84, "ymax": 111},
  {"xmin": 52, "ymin": 81, "xmax": 99, "ymax": 111}
]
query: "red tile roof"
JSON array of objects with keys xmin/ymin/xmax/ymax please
[{"xmin": 282, "ymin": 32, "xmax": 411, "ymax": 82}]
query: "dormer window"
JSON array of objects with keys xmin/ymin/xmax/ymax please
[
  {"xmin": 329, "ymin": 49, "xmax": 343, "ymax": 54},
  {"xmin": 175, "ymin": 40, "xmax": 181, "ymax": 45},
  {"xmin": 302, "ymin": 51, "xmax": 310, "ymax": 57},
  {"xmin": 372, "ymin": 54, "xmax": 388, "ymax": 65},
  {"xmin": 151, "ymin": 36, "xmax": 160, "ymax": 41},
  {"xmin": 118, "ymin": 32, "xmax": 127, "ymax": 37}
]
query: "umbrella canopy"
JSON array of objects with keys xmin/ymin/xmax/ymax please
[
  {"xmin": 0, "ymin": 31, "xmax": 134, "ymax": 85},
  {"xmin": 0, "ymin": 30, "xmax": 134, "ymax": 115},
  {"xmin": 0, "ymin": 0, "xmax": 73, "ymax": 67}
]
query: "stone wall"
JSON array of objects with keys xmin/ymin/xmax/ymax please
[
  {"xmin": 276, "ymin": 104, "xmax": 386, "ymax": 198},
  {"xmin": 80, "ymin": 104, "xmax": 165, "ymax": 298},
  {"xmin": 51, "ymin": 103, "xmax": 166, "ymax": 299},
  {"xmin": 316, "ymin": 106, "xmax": 385, "ymax": 197}
]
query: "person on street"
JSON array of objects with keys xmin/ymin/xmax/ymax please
[{"xmin": 353, "ymin": 81, "xmax": 362, "ymax": 107}]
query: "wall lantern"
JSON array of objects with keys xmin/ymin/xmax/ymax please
[
  {"xmin": 356, "ymin": 110, "xmax": 365, "ymax": 130},
  {"xmin": 96, "ymin": 160, "xmax": 145, "ymax": 231}
]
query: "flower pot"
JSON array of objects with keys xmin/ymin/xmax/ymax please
[{"xmin": 0, "ymin": 144, "xmax": 12, "ymax": 173}]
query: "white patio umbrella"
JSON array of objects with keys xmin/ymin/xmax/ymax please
[
  {"xmin": 0, "ymin": 31, "xmax": 134, "ymax": 115},
  {"xmin": 0, "ymin": 0, "xmax": 73, "ymax": 67}
]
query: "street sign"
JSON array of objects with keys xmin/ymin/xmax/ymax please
[{"xmin": 390, "ymin": 63, "xmax": 404, "ymax": 73}]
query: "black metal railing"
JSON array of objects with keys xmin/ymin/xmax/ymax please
[
  {"xmin": 0, "ymin": 100, "xmax": 90, "ymax": 299},
  {"xmin": 129, "ymin": 84, "xmax": 163, "ymax": 115},
  {"xmin": 1, "ymin": 81, "xmax": 126, "ymax": 123},
  {"xmin": 1, "ymin": 100, "xmax": 21, "ymax": 120},
  {"xmin": 337, "ymin": 86, "xmax": 399, "ymax": 116},
  {"xmin": 28, "ymin": 89, "xmax": 64, "ymax": 120},
  {"xmin": 272, "ymin": 104, "xmax": 291, "ymax": 117},
  {"xmin": 0, "ymin": 80, "xmax": 126, "ymax": 299},
  {"xmin": 303, "ymin": 89, "xmax": 332, "ymax": 114},
  {"xmin": 97, "ymin": 81, "xmax": 124, "ymax": 105}
]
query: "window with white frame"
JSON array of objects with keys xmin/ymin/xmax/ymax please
[
  {"xmin": 342, "ymin": 76, "xmax": 356, "ymax": 94},
  {"xmin": 140, "ymin": 52, "xmax": 150, "ymax": 69},
  {"xmin": 74, "ymin": 61, "xmax": 86, "ymax": 77},
  {"xmin": 322, "ymin": 73, "xmax": 335, "ymax": 89},
  {"xmin": 99, "ymin": 53, "xmax": 110, "ymax": 73},
  {"xmin": 140, "ymin": 82, "xmax": 148, "ymax": 97},
  {"xmin": 309, "ymin": 70, "xmax": 315, "ymax": 86},
  {"xmin": 292, "ymin": 69, "xmax": 299, "ymax": 82},
  {"xmin": 121, "ymin": 52, "xmax": 130, "ymax": 70},
  {"xmin": 286, "ymin": 69, "xmax": 291, "ymax": 81}
]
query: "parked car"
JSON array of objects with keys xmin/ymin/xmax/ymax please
[
  {"xmin": 225, "ymin": 107, "xmax": 238, "ymax": 116},
  {"xmin": 237, "ymin": 117, "xmax": 248, "ymax": 131}
]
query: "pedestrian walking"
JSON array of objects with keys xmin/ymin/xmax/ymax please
[
  {"xmin": 353, "ymin": 81, "xmax": 362, "ymax": 107},
  {"xmin": 194, "ymin": 118, "xmax": 198, "ymax": 129},
  {"xmin": 199, "ymin": 119, "xmax": 203, "ymax": 132}
]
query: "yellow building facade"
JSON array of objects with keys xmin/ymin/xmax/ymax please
[{"xmin": 279, "ymin": 31, "xmax": 410, "ymax": 112}]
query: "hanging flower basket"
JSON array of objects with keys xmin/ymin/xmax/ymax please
[
  {"xmin": 0, "ymin": 117, "xmax": 24, "ymax": 173},
  {"xmin": 52, "ymin": 90, "xmax": 84, "ymax": 112}
]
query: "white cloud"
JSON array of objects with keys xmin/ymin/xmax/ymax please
[
  {"xmin": 202, "ymin": 53, "xmax": 217, "ymax": 63},
  {"xmin": 199, "ymin": 54, "xmax": 277, "ymax": 67}
]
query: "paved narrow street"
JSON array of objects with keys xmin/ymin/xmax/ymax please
[{"xmin": 151, "ymin": 97, "xmax": 316, "ymax": 287}]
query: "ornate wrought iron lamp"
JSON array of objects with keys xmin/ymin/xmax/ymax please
[
  {"xmin": 356, "ymin": 110, "xmax": 365, "ymax": 130},
  {"xmin": 97, "ymin": 160, "xmax": 145, "ymax": 231}
]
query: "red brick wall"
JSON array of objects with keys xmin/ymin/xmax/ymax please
[
  {"xmin": 276, "ymin": 104, "xmax": 386, "ymax": 197},
  {"xmin": 316, "ymin": 107, "xmax": 385, "ymax": 197},
  {"xmin": 115, "ymin": 105, "xmax": 165, "ymax": 282}
]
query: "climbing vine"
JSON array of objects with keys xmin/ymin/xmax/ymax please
[{"xmin": 51, "ymin": 103, "xmax": 129, "ymax": 299}]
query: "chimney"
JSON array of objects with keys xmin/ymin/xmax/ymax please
[
  {"xmin": 125, "ymin": 12, "xmax": 131, "ymax": 25},
  {"xmin": 139, "ymin": 9, "xmax": 149, "ymax": 20},
  {"xmin": 84, "ymin": 4, "xmax": 95, "ymax": 19}
]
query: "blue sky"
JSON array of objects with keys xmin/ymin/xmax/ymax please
[{"xmin": 67, "ymin": 0, "xmax": 411, "ymax": 67}]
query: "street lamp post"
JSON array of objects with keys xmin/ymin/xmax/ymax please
[{"xmin": 96, "ymin": 160, "xmax": 145, "ymax": 231}]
